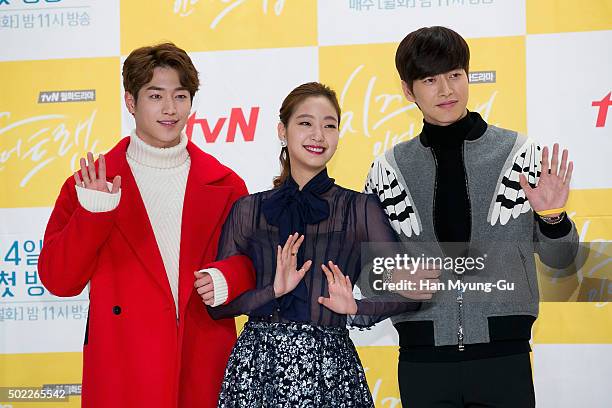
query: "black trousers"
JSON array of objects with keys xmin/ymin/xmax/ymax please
[{"xmin": 398, "ymin": 353, "xmax": 536, "ymax": 408}]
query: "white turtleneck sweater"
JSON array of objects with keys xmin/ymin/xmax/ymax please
[{"xmin": 75, "ymin": 131, "xmax": 228, "ymax": 314}]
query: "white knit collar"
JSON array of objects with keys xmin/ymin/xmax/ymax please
[{"xmin": 127, "ymin": 130, "xmax": 189, "ymax": 169}]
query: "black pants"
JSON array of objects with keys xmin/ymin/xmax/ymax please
[{"xmin": 398, "ymin": 353, "xmax": 536, "ymax": 408}]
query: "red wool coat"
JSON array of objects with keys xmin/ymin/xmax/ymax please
[{"xmin": 38, "ymin": 137, "xmax": 255, "ymax": 408}]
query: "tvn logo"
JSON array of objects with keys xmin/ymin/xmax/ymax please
[
  {"xmin": 186, "ymin": 107, "xmax": 260, "ymax": 143},
  {"xmin": 38, "ymin": 90, "xmax": 96, "ymax": 104}
]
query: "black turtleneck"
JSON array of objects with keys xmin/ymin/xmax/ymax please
[{"xmin": 421, "ymin": 111, "xmax": 487, "ymax": 245}]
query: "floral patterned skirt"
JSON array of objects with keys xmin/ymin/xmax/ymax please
[{"xmin": 217, "ymin": 319, "xmax": 375, "ymax": 407}]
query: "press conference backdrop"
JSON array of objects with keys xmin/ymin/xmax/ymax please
[{"xmin": 1, "ymin": 1, "xmax": 611, "ymax": 407}]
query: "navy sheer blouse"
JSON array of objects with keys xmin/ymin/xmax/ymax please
[{"xmin": 207, "ymin": 169, "xmax": 418, "ymax": 328}]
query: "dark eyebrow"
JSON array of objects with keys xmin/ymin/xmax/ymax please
[
  {"xmin": 144, "ymin": 86, "xmax": 189, "ymax": 92},
  {"xmin": 295, "ymin": 113, "xmax": 338, "ymax": 123}
]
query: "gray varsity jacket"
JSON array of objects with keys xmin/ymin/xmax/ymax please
[{"xmin": 364, "ymin": 124, "xmax": 579, "ymax": 347}]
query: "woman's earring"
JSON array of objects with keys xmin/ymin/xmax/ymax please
[{"xmin": 280, "ymin": 139, "xmax": 287, "ymax": 147}]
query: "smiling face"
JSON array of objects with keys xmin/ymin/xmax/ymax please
[
  {"xmin": 402, "ymin": 68, "xmax": 469, "ymax": 126},
  {"xmin": 278, "ymin": 96, "xmax": 339, "ymax": 181},
  {"xmin": 124, "ymin": 66, "xmax": 192, "ymax": 148}
]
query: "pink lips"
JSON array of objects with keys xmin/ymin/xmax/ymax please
[
  {"xmin": 303, "ymin": 145, "xmax": 325, "ymax": 155},
  {"xmin": 158, "ymin": 120, "xmax": 178, "ymax": 128},
  {"xmin": 437, "ymin": 100, "xmax": 458, "ymax": 109}
]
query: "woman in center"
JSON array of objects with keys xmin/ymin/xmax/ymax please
[{"xmin": 206, "ymin": 82, "xmax": 419, "ymax": 407}]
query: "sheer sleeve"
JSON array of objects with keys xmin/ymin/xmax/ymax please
[
  {"xmin": 215, "ymin": 196, "xmax": 249, "ymax": 260},
  {"xmin": 350, "ymin": 194, "xmax": 420, "ymax": 328},
  {"xmin": 206, "ymin": 197, "xmax": 277, "ymax": 319}
]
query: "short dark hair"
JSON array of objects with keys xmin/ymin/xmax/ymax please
[
  {"xmin": 395, "ymin": 26, "xmax": 470, "ymax": 91},
  {"xmin": 122, "ymin": 42, "xmax": 199, "ymax": 103}
]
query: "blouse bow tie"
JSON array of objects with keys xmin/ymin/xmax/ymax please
[
  {"xmin": 262, "ymin": 187, "xmax": 329, "ymax": 235},
  {"xmin": 262, "ymin": 168, "xmax": 334, "ymax": 238},
  {"xmin": 260, "ymin": 168, "xmax": 335, "ymax": 321}
]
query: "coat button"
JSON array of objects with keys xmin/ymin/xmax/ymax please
[{"xmin": 113, "ymin": 306, "xmax": 121, "ymax": 315}]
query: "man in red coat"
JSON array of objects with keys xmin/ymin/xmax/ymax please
[{"xmin": 38, "ymin": 43, "xmax": 254, "ymax": 407}]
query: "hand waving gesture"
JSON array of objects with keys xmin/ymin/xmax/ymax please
[
  {"xmin": 273, "ymin": 233, "xmax": 312, "ymax": 298},
  {"xmin": 519, "ymin": 143, "xmax": 573, "ymax": 216},
  {"xmin": 318, "ymin": 261, "xmax": 358, "ymax": 315},
  {"xmin": 74, "ymin": 152, "xmax": 121, "ymax": 194}
]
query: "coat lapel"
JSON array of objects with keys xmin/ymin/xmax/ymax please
[
  {"xmin": 103, "ymin": 138, "xmax": 236, "ymax": 314},
  {"xmin": 177, "ymin": 142, "xmax": 234, "ymax": 316},
  {"xmin": 104, "ymin": 138, "xmax": 174, "ymax": 302}
]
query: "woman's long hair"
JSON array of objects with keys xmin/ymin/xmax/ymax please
[{"xmin": 273, "ymin": 82, "xmax": 341, "ymax": 188}]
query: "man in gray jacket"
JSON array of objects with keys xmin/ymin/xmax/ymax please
[{"xmin": 364, "ymin": 26, "xmax": 578, "ymax": 408}]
